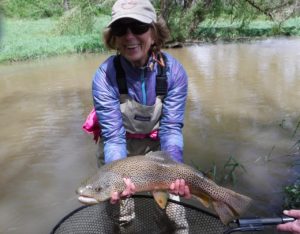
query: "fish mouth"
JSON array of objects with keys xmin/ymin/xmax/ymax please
[{"xmin": 78, "ymin": 195, "xmax": 99, "ymax": 205}]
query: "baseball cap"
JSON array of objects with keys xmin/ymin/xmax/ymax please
[{"xmin": 107, "ymin": 0, "xmax": 157, "ymax": 26}]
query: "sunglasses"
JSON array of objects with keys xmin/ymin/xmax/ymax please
[{"xmin": 111, "ymin": 21, "xmax": 151, "ymax": 37}]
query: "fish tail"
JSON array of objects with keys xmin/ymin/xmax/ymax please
[{"xmin": 212, "ymin": 188, "xmax": 252, "ymax": 224}]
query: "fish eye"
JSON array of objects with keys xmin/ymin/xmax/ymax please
[{"xmin": 95, "ymin": 187, "xmax": 101, "ymax": 192}]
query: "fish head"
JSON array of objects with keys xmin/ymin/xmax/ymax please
[{"xmin": 76, "ymin": 171, "xmax": 120, "ymax": 204}]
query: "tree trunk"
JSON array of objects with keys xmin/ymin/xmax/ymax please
[{"xmin": 63, "ymin": 0, "xmax": 70, "ymax": 11}]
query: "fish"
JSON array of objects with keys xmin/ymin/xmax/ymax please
[{"xmin": 76, "ymin": 151, "xmax": 252, "ymax": 224}]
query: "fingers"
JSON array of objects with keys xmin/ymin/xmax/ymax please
[
  {"xmin": 284, "ymin": 210, "xmax": 300, "ymax": 219},
  {"xmin": 121, "ymin": 178, "xmax": 136, "ymax": 197},
  {"xmin": 110, "ymin": 191, "xmax": 120, "ymax": 204},
  {"xmin": 169, "ymin": 179, "xmax": 191, "ymax": 199},
  {"xmin": 110, "ymin": 178, "xmax": 136, "ymax": 204},
  {"xmin": 183, "ymin": 184, "xmax": 192, "ymax": 199},
  {"xmin": 277, "ymin": 210, "xmax": 300, "ymax": 234},
  {"xmin": 277, "ymin": 222, "xmax": 300, "ymax": 234}
]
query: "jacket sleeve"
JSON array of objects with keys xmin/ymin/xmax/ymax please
[
  {"xmin": 159, "ymin": 56, "xmax": 188, "ymax": 162},
  {"xmin": 92, "ymin": 58, "xmax": 127, "ymax": 164}
]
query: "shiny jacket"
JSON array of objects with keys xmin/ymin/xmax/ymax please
[{"xmin": 92, "ymin": 52, "xmax": 188, "ymax": 163}]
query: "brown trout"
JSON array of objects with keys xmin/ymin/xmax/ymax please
[{"xmin": 76, "ymin": 151, "xmax": 251, "ymax": 224}]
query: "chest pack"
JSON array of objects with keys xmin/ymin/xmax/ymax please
[{"xmin": 113, "ymin": 54, "xmax": 168, "ymax": 96}]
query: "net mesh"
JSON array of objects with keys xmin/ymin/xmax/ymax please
[{"xmin": 51, "ymin": 194, "xmax": 228, "ymax": 234}]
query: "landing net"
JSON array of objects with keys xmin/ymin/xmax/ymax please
[{"xmin": 51, "ymin": 194, "xmax": 228, "ymax": 234}]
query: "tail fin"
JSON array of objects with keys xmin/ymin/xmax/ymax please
[{"xmin": 212, "ymin": 188, "xmax": 252, "ymax": 224}]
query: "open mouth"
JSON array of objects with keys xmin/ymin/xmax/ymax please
[
  {"xmin": 78, "ymin": 196, "xmax": 98, "ymax": 205},
  {"xmin": 125, "ymin": 44, "xmax": 141, "ymax": 52}
]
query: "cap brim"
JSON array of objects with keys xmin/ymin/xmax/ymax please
[{"xmin": 107, "ymin": 14, "xmax": 153, "ymax": 27}]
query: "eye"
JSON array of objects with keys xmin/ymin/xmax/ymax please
[{"xmin": 95, "ymin": 187, "xmax": 101, "ymax": 192}]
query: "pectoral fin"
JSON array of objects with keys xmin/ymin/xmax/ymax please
[{"xmin": 152, "ymin": 191, "xmax": 169, "ymax": 209}]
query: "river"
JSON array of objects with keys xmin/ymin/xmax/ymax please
[{"xmin": 0, "ymin": 37, "xmax": 299, "ymax": 234}]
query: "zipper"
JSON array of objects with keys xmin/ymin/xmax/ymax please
[{"xmin": 141, "ymin": 68, "xmax": 146, "ymax": 105}]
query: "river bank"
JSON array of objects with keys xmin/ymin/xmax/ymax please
[{"xmin": 0, "ymin": 16, "xmax": 300, "ymax": 63}]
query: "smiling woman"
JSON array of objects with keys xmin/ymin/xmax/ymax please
[{"xmin": 81, "ymin": 0, "xmax": 190, "ymax": 232}]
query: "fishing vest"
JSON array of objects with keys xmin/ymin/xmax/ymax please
[{"xmin": 115, "ymin": 53, "xmax": 168, "ymax": 135}]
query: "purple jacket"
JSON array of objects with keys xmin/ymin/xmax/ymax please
[{"xmin": 92, "ymin": 52, "xmax": 188, "ymax": 163}]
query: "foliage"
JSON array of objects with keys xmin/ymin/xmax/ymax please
[
  {"xmin": 54, "ymin": 6, "xmax": 95, "ymax": 35},
  {"xmin": 2, "ymin": 0, "xmax": 63, "ymax": 18},
  {"xmin": 202, "ymin": 155, "xmax": 247, "ymax": 186},
  {"xmin": 283, "ymin": 179, "xmax": 300, "ymax": 209},
  {"xmin": 2, "ymin": 0, "xmax": 114, "ymax": 18},
  {"xmin": 221, "ymin": 155, "xmax": 247, "ymax": 185},
  {"xmin": 154, "ymin": 0, "xmax": 300, "ymax": 41}
]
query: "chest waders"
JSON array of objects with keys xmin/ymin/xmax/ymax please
[{"xmin": 96, "ymin": 54, "xmax": 168, "ymax": 167}]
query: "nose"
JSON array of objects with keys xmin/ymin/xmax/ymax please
[{"xmin": 124, "ymin": 28, "xmax": 134, "ymax": 37}]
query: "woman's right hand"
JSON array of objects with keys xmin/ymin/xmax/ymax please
[{"xmin": 110, "ymin": 178, "xmax": 136, "ymax": 204}]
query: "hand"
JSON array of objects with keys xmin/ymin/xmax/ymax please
[
  {"xmin": 277, "ymin": 210, "xmax": 300, "ymax": 234},
  {"xmin": 169, "ymin": 179, "xmax": 191, "ymax": 199},
  {"xmin": 110, "ymin": 178, "xmax": 136, "ymax": 204}
]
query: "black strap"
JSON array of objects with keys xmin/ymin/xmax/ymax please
[
  {"xmin": 155, "ymin": 53, "xmax": 168, "ymax": 96},
  {"xmin": 113, "ymin": 54, "xmax": 168, "ymax": 96},
  {"xmin": 114, "ymin": 55, "xmax": 127, "ymax": 94}
]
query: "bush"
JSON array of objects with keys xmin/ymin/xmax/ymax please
[
  {"xmin": 54, "ymin": 6, "xmax": 94, "ymax": 35},
  {"xmin": 3, "ymin": 0, "xmax": 63, "ymax": 18},
  {"xmin": 283, "ymin": 179, "xmax": 300, "ymax": 209}
]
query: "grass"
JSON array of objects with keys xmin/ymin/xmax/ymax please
[
  {"xmin": 0, "ymin": 16, "xmax": 300, "ymax": 63},
  {"xmin": 0, "ymin": 16, "xmax": 109, "ymax": 62}
]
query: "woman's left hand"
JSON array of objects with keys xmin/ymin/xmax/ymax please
[{"xmin": 169, "ymin": 179, "xmax": 191, "ymax": 199}]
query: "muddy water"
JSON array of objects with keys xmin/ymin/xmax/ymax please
[{"xmin": 0, "ymin": 38, "xmax": 299, "ymax": 234}]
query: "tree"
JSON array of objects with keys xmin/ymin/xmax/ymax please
[{"xmin": 63, "ymin": 0, "xmax": 70, "ymax": 11}]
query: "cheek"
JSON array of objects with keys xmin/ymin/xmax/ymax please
[{"xmin": 143, "ymin": 36, "xmax": 154, "ymax": 51}]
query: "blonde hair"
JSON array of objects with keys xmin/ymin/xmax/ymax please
[{"xmin": 103, "ymin": 17, "xmax": 170, "ymax": 52}]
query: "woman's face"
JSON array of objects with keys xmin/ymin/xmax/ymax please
[{"xmin": 112, "ymin": 19, "xmax": 154, "ymax": 67}]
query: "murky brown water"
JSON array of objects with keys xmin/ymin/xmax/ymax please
[{"xmin": 0, "ymin": 38, "xmax": 300, "ymax": 234}]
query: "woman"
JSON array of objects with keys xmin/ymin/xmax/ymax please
[{"xmin": 83, "ymin": 0, "xmax": 190, "ymax": 232}]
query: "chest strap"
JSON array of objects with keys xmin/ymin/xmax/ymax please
[{"xmin": 114, "ymin": 54, "xmax": 168, "ymax": 96}]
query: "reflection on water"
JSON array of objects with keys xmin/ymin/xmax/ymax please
[{"xmin": 0, "ymin": 38, "xmax": 300, "ymax": 233}]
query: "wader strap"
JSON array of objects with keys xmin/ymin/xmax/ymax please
[
  {"xmin": 113, "ymin": 54, "xmax": 168, "ymax": 96},
  {"xmin": 155, "ymin": 53, "xmax": 168, "ymax": 96},
  {"xmin": 114, "ymin": 55, "xmax": 127, "ymax": 94}
]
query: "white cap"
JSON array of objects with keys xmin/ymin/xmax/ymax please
[{"xmin": 108, "ymin": 0, "xmax": 157, "ymax": 26}]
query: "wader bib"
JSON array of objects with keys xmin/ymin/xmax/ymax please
[{"xmin": 96, "ymin": 96, "xmax": 163, "ymax": 166}]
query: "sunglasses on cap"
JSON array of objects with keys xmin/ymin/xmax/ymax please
[{"xmin": 111, "ymin": 20, "xmax": 151, "ymax": 37}]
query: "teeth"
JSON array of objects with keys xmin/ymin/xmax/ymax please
[{"xmin": 127, "ymin": 45, "xmax": 138, "ymax": 49}]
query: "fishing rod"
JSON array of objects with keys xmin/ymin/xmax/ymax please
[{"xmin": 224, "ymin": 215, "xmax": 296, "ymax": 233}]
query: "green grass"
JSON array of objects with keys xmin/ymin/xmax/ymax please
[{"xmin": 0, "ymin": 16, "xmax": 110, "ymax": 62}]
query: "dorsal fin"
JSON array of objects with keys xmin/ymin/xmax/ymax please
[{"xmin": 145, "ymin": 151, "xmax": 176, "ymax": 163}]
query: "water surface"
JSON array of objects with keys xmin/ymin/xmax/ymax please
[{"xmin": 0, "ymin": 38, "xmax": 299, "ymax": 234}]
